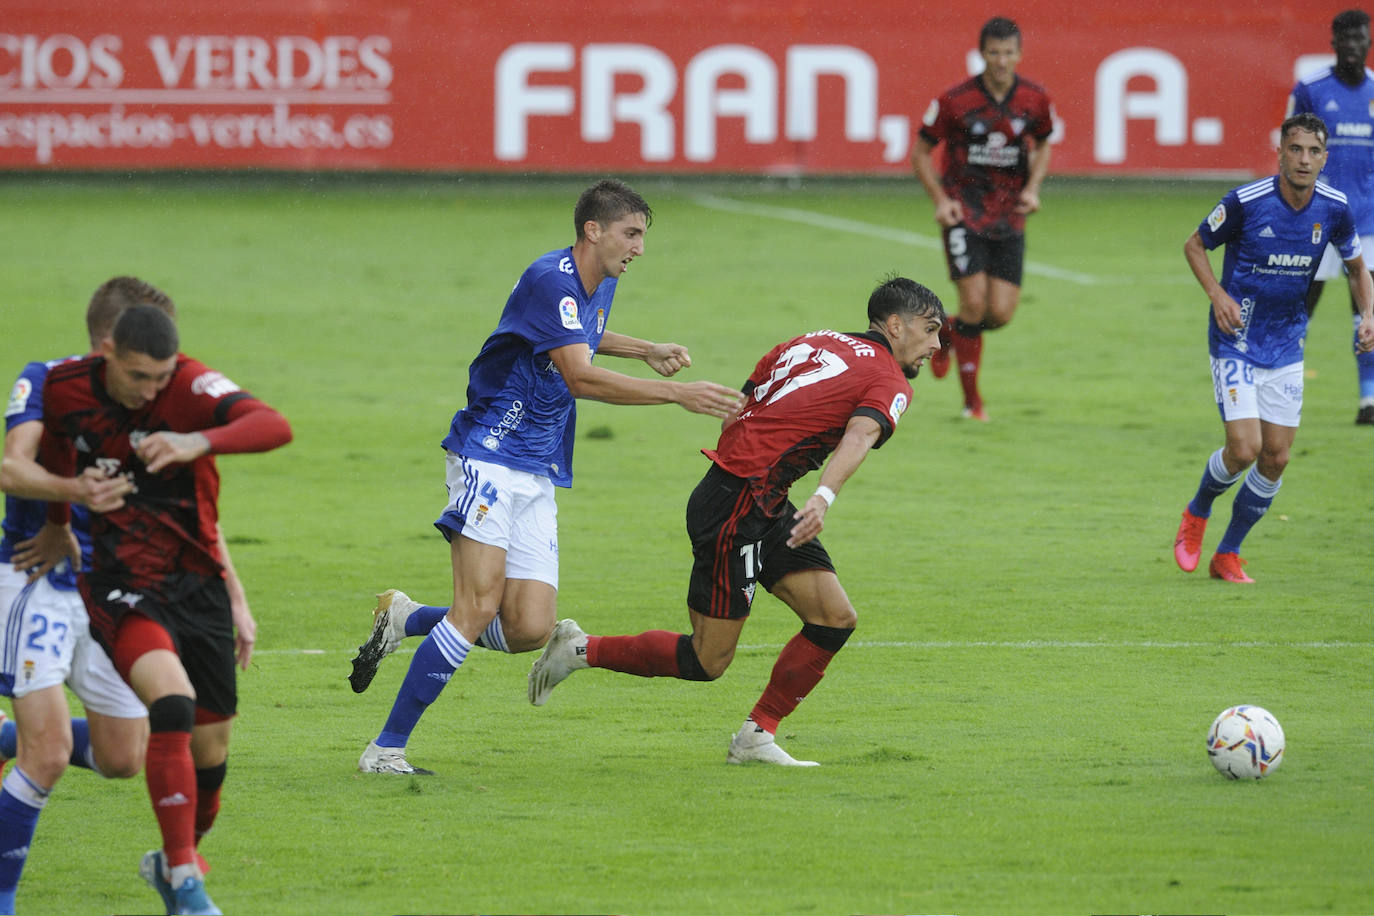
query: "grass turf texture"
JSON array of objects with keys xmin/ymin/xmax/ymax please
[{"xmin": 1, "ymin": 175, "xmax": 1370, "ymax": 915}]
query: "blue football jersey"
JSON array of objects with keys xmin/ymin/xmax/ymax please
[
  {"xmin": 1289, "ymin": 67, "xmax": 1374, "ymax": 233},
  {"xmin": 1197, "ymin": 177, "xmax": 1361, "ymax": 367},
  {"xmin": 2, "ymin": 357, "xmax": 91, "ymax": 589},
  {"xmin": 442, "ymin": 248, "xmax": 617, "ymax": 487}
]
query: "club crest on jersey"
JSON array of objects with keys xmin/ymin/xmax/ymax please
[
  {"xmin": 1207, "ymin": 203, "xmax": 1227, "ymax": 232},
  {"xmin": 472, "ymin": 502, "xmax": 490, "ymax": 526},
  {"xmin": 741, "ymin": 582, "xmax": 757, "ymax": 607},
  {"xmin": 1312, "ymin": 223, "xmax": 1322, "ymax": 245},
  {"xmin": 596, "ymin": 308, "xmax": 605, "ymax": 334},
  {"xmin": 6, "ymin": 378, "xmax": 32, "ymax": 418},
  {"xmin": 559, "ymin": 296, "xmax": 582, "ymax": 330},
  {"xmin": 889, "ymin": 392, "xmax": 909, "ymax": 424}
]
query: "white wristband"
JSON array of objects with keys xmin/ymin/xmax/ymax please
[{"xmin": 813, "ymin": 485, "xmax": 836, "ymax": 507}]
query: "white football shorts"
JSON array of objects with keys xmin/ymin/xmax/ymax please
[
  {"xmin": 1211, "ymin": 356, "xmax": 1304, "ymax": 427},
  {"xmin": 0, "ymin": 563, "xmax": 146, "ymax": 718},
  {"xmin": 434, "ymin": 452, "xmax": 559, "ymax": 588},
  {"xmin": 1313, "ymin": 234, "xmax": 1374, "ymax": 281}
]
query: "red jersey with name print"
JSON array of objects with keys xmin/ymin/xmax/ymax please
[
  {"xmin": 919, "ymin": 74, "xmax": 1054, "ymax": 238},
  {"xmin": 39, "ymin": 354, "xmax": 288, "ymax": 598},
  {"xmin": 705, "ymin": 330, "xmax": 912, "ymax": 516}
]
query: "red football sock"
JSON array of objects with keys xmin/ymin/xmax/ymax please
[
  {"xmin": 749, "ymin": 633, "xmax": 838, "ymax": 735},
  {"xmin": 950, "ymin": 324, "xmax": 984, "ymax": 408},
  {"xmin": 145, "ymin": 731, "xmax": 197, "ymax": 869},
  {"xmin": 195, "ymin": 779, "xmax": 221, "ymax": 843},
  {"xmin": 586, "ymin": 631, "xmax": 682, "ymax": 677}
]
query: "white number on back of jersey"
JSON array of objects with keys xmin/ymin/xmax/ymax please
[{"xmin": 751, "ymin": 343, "xmax": 848, "ymax": 406}]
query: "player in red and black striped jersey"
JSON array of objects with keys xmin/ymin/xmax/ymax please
[
  {"xmin": 35, "ymin": 304, "xmax": 290, "ymax": 914},
  {"xmin": 527, "ymin": 277, "xmax": 945, "ymax": 766},
  {"xmin": 912, "ymin": 16, "xmax": 1054, "ymax": 420}
]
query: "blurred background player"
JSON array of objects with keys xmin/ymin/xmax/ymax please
[
  {"xmin": 1287, "ymin": 8, "xmax": 1374, "ymax": 424},
  {"xmin": 1173, "ymin": 114, "xmax": 1374, "ymax": 583},
  {"xmin": 19, "ymin": 304, "xmax": 291, "ymax": 915},
  {"xmin": 526, "ymin": 277, "xmax": 944, "ymax": 766},
  {"xmin": 911, "ymin": 16, "xmax": 1054, "ymax": 421},
  {"xmin": 350, "ymin": 179, "xmax": 742, "ymax": 776}
]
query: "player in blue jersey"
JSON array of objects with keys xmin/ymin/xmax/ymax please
[
  {"xmin": 1288, "ymin": 9, "xmax": 1374, "ymax": 423},
  {"xmin": 1173, "ymin": 114, "xmax": 1374, "ymax": 583},
  {"xmin": 353, "ymin": 179, "xmax": 744, "ymax": 775}
]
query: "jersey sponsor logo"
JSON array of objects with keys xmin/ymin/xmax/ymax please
[
  {"xmin": 888, "ymin": 392, "xmax": 909, "ymax": 424},
  {"xmin": 484, "ymin": 399, "xmax": 525, "ymax": 450},
  {"xmin": 5, "ymin": 378, "xmax": 32, "ymax": 418},
  {"xmin": 1207, "ymin": 203, "xmax": 1227, "ymax": 232},
  {"xmin": 558, "ymin": 296, "xmax": 582, "ymax": 329},
  {"xmin": 1267, "ymin": 253, "xmax": 1313, "ymax": 267},
  {"xmin": 191, "ymin": 371, "xmax": 241, "ymax": 399},
  {"xmin": 1335, "ymin": 122, "xmax": 1373, "ymax": 137},
  {"xmin": 558, "ymin": 256, "xmax": 574, "ymax": 276}
]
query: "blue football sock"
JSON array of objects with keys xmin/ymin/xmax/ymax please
[
  {"xmin": 404, "ymin": 605, "xmax": 448, "ymax": 638},
  {"xmin": 0, "ymin": 717, "xmax": 95, "ymax": 771},
  {"xmin": 376, "ymin": 619, "xmax": 472, "ymax": 748},
  {"xmin": 1217, "ymin": 469, "xmax": 1281, "ymax": 555},
  {"xmin": 475, "ymin": 616, "xmax": 509, "ymax": 652},
  {"xmin": 0, "ymin": 767, "xmax": 49, "ymax": 911},
  {"xmin": 1188, "ymin": 448, "xmax": 1245, "ymax": 518}
]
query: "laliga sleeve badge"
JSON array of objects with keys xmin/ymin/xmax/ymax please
[
  {"xmin": 559, "ymin": 296, "xmax": 582, "ymax": 330},
  {"xmin": 1207, "ymin": 203, "xmax": 1227, "ymax": 232}
]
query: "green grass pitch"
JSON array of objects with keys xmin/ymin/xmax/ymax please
[{"xmin": 1, "ymin": 174, "xmax": 1371, "ymax": 915}]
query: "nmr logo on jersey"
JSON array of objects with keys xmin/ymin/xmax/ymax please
[{"xmin": 1267, "ymin": 253, "xmax": 1313, "ymax": 268}]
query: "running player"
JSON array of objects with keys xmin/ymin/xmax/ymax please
[
  {"xmin": 349, "ymin": 179, "xmax": 743, "ymax": 776},
  {"xmin": 1287, "ymin": 8, "xmax": 1374, "ymax": 423},
  {"xmin": 911, "ymin": 16, "xmax": 1054, "ymax": 420},
  {"xmin": 526, "ymin": 276, "xmax": 945, "ymax": 766},
  {"xmin": 1173, "ymin": 113, "xmax": 1374, "ymax": 582},
  {"xmin": 23, "ymin": 304, "xmax": 292, "ymax": 914}
]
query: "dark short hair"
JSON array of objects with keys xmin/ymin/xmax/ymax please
[
  {"xmin": 1281, "ymin": 112, "xmax": 1329, "ymax": 147},
  {"xmin": 980, "ymin": 16, "xmax": 1022, "ymax": 50},
  {"xmin": 1333, "ymin": 9, "xmax": 1371, "ymax": 34},
  {"xmin": 868, "ymin": 275, "xmax": 946, "ymax": 325},
  {"xmin": 87, "ymin": 276, "xmax": 176, "ymax": 347},
  {"xmin": 112, "ymin": 304, "xmax": 179, "ymax": 360},
  {"xmin": 574, "ymin": 179, "xmax": 652, "ymax": 240}
]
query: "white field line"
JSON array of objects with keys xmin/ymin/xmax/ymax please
[
  {"xmin": 691, "ymin": 193, "xmax": 1103, "ymax": 286},
  {"xmin": 265, "ymin": 639, "xmax": 1374, "ymax": 656}
]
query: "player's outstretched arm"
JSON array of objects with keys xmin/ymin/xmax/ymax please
[
  {"xmin": 549, "ymin": 342, "xmax": 743, "ymax": 418},
  {"xmin": 598, "ymin": 332, "xmax": 693, "ymax": 377},
  {"xmin": 2, "ymin": 422, "xmax": 133, "ymax": 511},
  {"xmin": 138, "ymin": 401, "xmax": 292, "ymax": 473}
]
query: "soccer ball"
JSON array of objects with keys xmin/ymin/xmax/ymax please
[{"xmin": 1207, "ymin": 705, "xmax": 1285, "ymax": 779}]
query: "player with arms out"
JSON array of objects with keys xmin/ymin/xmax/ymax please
[
  {"xmin": 350, "ymin": 179, "xmax": 742, "ymax": 776},
  {"xmin": 911, "ymin": 16, "xmax": 1053, "ymax": 421},
  {"xmin": 18, "ymin": 304, "xmax": 292, "ymax": 915},
  {"xmin": 1174, "ymin": 113, "xmax": 1374, "ymax": 583},
  {"xmin": 1287, "ymin": 8, "xmax": 1374, "ymax": 424},
  {"xmin": 527, "ymin": 277, "xmax": 945, "ymax": 766}
]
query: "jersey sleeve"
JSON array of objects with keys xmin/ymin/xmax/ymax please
[
  {"xmin": 1335, "ymin": 202, "xmax": 1364, "ymax": 261},
  {"xmin": 1287, "ymin": 81, "xmax": 1312, "ymax": 117},
  {"xmin": 1197, "ymin": 188, "xmax": 1243, "ymax": 250},
  {"xmin": 5, "ymin": 362, "xmax": 49, "ymax": 430},
  {"xmin": 917, "ymin": 90, "xmax": 950, "ymax": 147},
  {"xmin": 518, "ymin": 267, "xmax": 598, "ymax": 357},
  {"xmin": 853, "ymin": 372, "xmax": 912, "ymax": 449}
]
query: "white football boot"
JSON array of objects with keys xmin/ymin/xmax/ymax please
[
  {"xmin": 527, "ymin": 618, "xmax": 589, "ymax": 706},
  {"xmin": 726, "ymin": 719, "xmax": 820, "ymax": 766}
]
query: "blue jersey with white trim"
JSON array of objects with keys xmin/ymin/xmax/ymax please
[
  {"xmin": 1289, "ymin": 67, "xmax": 1374, "ymax": 232},
  {"xmin": 2, "ymin": 357, "xmax": 91, "ymax": 590},
  {"xmin": 442, "ymin": 248, "xmax": 617, "ymax": 487},
  {"xmin": 1197, "ymin": 176, "xmax": 1360, "ymax": 367}
]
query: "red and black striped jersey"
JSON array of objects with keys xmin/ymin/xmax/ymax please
[
  {"xmin": 705, "ymin": 330, "xmax": 912, "ymax": 516},
  {"xmin": 919, "ymin": 74, "xmax": 1054, "ymax": 238}
]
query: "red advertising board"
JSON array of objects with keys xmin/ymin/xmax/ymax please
[{"xmin": 0, "ymin": 1, "xmax": 1357, "ymax": 175}]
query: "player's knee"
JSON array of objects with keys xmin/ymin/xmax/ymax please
[
  {"xmin": 677, "ymin": 633, "xmax": 725, "ymax": 681},
  {"xmin": 94, "ymin": 745, "xmax": 145, "ymax": 779},
  {"xmin": 800, "ymin": 621, "xmax": 856, "ymax": 652},
  {"xmin": 147, "ymin": 695, "xmax": 195, "ymax": 734},
  {"xmin": 19, "ymin": 741, "xmax": 72, "ymax": 788}
]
